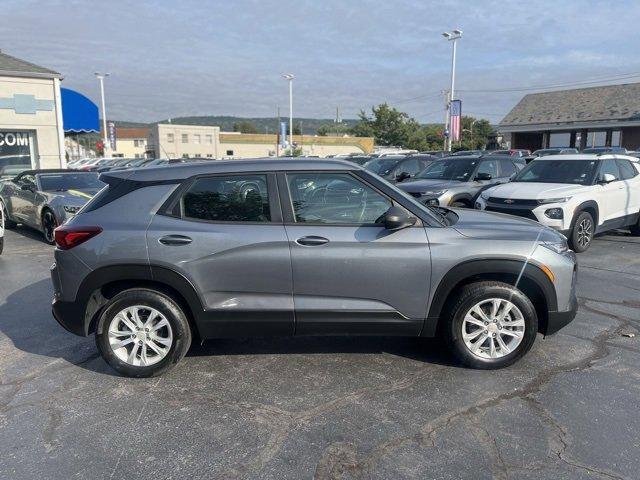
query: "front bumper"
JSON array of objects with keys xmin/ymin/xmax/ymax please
[
  {"xmin": 478, "ymin": 198, "xmax": 571, "ymax": 231},
  {"xmin": 545, "ymin": 291, "xmax": 578, "ymax": 335}
]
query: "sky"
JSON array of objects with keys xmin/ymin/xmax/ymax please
[{"xmin": 4, "ymin": 0, "xmax": 640, "ymax": 124}]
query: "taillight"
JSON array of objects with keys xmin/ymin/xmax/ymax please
[{"xmin": 54, "ymin": 226, "xmax": 102, "ymax": 250}]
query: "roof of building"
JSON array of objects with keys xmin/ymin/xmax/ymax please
[
  {"xmin": 0, "ymin": 50, "xmax": 61, "ymax": 79},
  {"xmin": 500, "ymin": 82, "xmax": 640, "ymax": 128},
  {"xmin": 101, "ymin": 127, "xmax": 149, "ymax": 139}
]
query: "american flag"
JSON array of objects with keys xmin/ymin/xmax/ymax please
[{"xmin": 450, "ymin": 100, "xmax": 462, "ymax": 142}]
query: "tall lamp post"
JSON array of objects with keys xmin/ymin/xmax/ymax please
[
  {"xmin": 442, "ymin": 29, "xmax": 462, "ymax": 151},
  {"xmin": 94, "ymin": 72, "xmax": 110, "ymax": 157},
  {"xmin": 282, "ymin": 73, "xmax": 294, "ymax": 155}
]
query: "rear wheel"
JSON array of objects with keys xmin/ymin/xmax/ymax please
[
  {"xmin": 569, "ymin": 211, "xmax": 594, "ymax": 253},
  {"xmin": 41, "ymin": 209, "xmax": 58, "ymax": 245},
  {"xmin": 95, "ymin": 289, "xmax": 192, "ymax": 377},
  {"xmin": 443, "ymin": 281, "xmax": 538, "ymax": 369}
]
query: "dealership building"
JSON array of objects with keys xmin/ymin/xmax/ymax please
[
  {"xmin": 0, "ymin": 51, "xmax": 66, "ymax": 174},
  {"xmin": 499, "ymin": 82, "xmax": 640, "ymax": 151}
]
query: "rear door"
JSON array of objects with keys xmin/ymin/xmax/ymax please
[
  {"xmin": 146, "ymin": 172, "xmax": 294, "ymax": 338},
  {"xmin": 279, "ymin": 170, "xmax": 431, "ymax": 336}
]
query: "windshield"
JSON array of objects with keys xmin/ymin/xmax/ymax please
[
  {"xmin": 513, "ymin": 160, "xmax": 598, "ymax": 185},
  {"xmin": 415, "ymin": 158, "xmax": 477, "ymax": 181},
  {"xmin": 363, "ymin": 157, "xmax": 402, "ymax": 175},
  {"xmin": 38, "ymin": 173, "xmax": 104, "ymax": 191}
]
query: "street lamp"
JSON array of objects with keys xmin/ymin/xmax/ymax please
[
  {"xmin": 442, "ymin": 29, "xmax": 462, "ymax": 151},
  {"xmin": 94, "ymin": 72, "xmax": 110, "ymax": 157},
  {"xmin": 282, "ymin": 73, "xmax": 294, "ymax": 155}
]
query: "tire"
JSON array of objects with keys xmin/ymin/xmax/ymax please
[
  {"xmin": 443, "ymin": 281, "xmax": 538, "ymax": 369},
  {"xmin": 95, "ymin": 288, "xmax": 192, "ymax": 378},
  {"xmin": 0, "ymin": 199, "xmax": 16, "ymax": 229},
  {"xmin": 41, "ymin": 209, "xmax": 58, "ymax": 245},
  {"xmin": 450, "ymin": 200, "xmax": 469, "ymax": 208},
  {"xmin": 629, "ymin": 213, "xmax": 640, "ymax": 236},
  {"xmin": 569, "ymin": 211, "xmax": 594, "ymax": 253}
]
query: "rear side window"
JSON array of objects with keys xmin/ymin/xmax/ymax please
[
  {"xmin": 182, "ymin": 175, "xmax": 270, "ymax": 222},
  {"xmin": 617, "ymin": 160, "xmax": 637, "ymax": 180}
]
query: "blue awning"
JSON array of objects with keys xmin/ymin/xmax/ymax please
[{"xmin": 61, "ymin": 88, "xmax": 99, "ymax": 133}]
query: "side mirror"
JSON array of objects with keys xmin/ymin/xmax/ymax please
[
  {"xmin": 599, "ymin": 173, "xmax": 616, "ymax": 184},
  {"xmin": 395, "ymin": 171, "xmax": 410, "ymax": 182},
  {"xmin": 475, "ymin": 172, "xmax": 492, "ymax": 181},
  {"xmin": 21, "ymin": 183, "xmax": 34, "ymax": 191},
  {"xmin": 384, "ymin": 206, "xmax": 416, "ymax": 231}
]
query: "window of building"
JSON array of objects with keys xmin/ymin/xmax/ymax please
[
  {"xmin": 182, "ymin": 134, "xmax": 189, "ymax": 143},
  {"xmin": 226, "ymin": 150, "xmax": 234, "ymax": 156},
  {"xmin": 549, "ymin": 132, "xmax": 571, "ymax": 148},
  {"xmin": 134, "ymin": 154, "xmax": 141, "ymax": 158},
  {"xmin": 167, "ymin": 133, "xmax": 174, "ymax": 143},
  {"xmin": 287, "ymin": 173, "xmax": 392, "ymax": 224},
  {"xmin": 612, "ymin": 131, "xmax": 621, "ymax": 147},
  {"xmin": 587, "ymin": 131, "xmax": 606, "ymax": 147},
  {"xmin": 205, "ymin": 135, "xmax": 213, "ymax": 144},
  {"xmin": 182, "ymin": 154, "xmax": 189, "ymax": 158},
  {"xmin": 193, "ymin": 134, "xmax": 200, "ymax": 144},
  {"xmin": 182, "ymin": 175, "xmax": 271, "ymax": 222},
  {"xmin": 206, "ymin": 154, "xmax": 213, "ymax": 158},
  {"xmin": 133, "ymin": 139, "xmax": 145, "ymax": 147}
]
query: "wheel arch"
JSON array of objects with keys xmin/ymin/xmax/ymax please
[
  {"xmin": 422, "ymin": 259, "xmax": 557, "ymax": 337},
  {"xmin": 73, "ymin": 264, "xmax": 204, "ymax": 340},
  {"xmin": 573, "ymin": 200, "xmax": 599, "ymax": 229},
  {"xmin": 449, "ymin": 193, "xmax": 473, "ymax": 207}
]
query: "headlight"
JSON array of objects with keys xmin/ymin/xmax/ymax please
[
  {"xmin": 424, "ymin": 189, "xmax": 447, "ymax": 196},
  {"xmin": 63, "ymin": 205, "xmax": 81, "ymax": 214},
  {"xmin": 544, "ymin": 207, "xmax": 564, "ymax": 219},
  {"xmin": 480, "ymin": 191, "xmax": 491, "ymax": 200},
  {"xmin": 537, "ymin": 197, "xmax": 571, "ymax": 205},
  {"xmin": 540, "ymin": 238, "xmax": 569, "ymax": 255}
]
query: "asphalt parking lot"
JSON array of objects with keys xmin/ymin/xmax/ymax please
[{"xmin": 1, "ymin": 226, "xmax": 639, "ymax": 480}]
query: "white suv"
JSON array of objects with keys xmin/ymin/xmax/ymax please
[{"xmin": 475, "ymin": 154, "xmax": 640, "ymax": 252}]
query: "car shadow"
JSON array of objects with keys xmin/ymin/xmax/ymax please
[
  {"xmin": 6, "ymin": 224, "xmax": 48, "ymax": 244},
  {"xmin": 1, "ymin": 278, "xmax": 455, "ymax": 378}
]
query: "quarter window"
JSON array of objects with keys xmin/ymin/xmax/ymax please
[
  {"xmin": 287, "ymin": 173, "xmax": 392, "ymax": 224},
  {"xmin": 182, "ymin": 175, "xmax": 270, "ymax": 222}
]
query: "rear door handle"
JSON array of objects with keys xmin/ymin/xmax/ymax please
[
  {"xmin": 296, "ymin": 235, "xmax": 329, "ymax": 246},
  {"xmin": 159, "ymin": 235, "xmax": 192, "ymax": 246}
]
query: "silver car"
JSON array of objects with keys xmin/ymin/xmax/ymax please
[
  {"xmin": 397, "ymin": 155, "xmax": 525, "ymax": 207},
  {"xmin": 0, "ymin": 169, "xmax": 104, "ymax": 244},
  {"xmin": 50, "ymin": 158, "xmax": 577, "ymax": 377}
]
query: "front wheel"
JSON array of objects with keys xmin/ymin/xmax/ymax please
[
  {"xmin": 569, "ymin": 211, "xmax": 594, "ymax": 253},
  {"xmin": 95, "ymin": 289, "xmax": 192, "ymax": 377},
  {"xmin": 443, "ymin": 281, "xmax": 538, "ymax": 369}
]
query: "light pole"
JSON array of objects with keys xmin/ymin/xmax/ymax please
[
  {"xmin": 95, "ymin": 72, "xmax": 110, "ymax": 157},
  {"xmin": 282, "ymin": 74, "xmax": 294, "ymax": 155},
  {"xmin": 442, "ymin": 29, "xmax": 462, "ymax": 151}
]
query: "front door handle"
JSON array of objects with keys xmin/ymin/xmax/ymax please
[
  {"xmin": 159, "ymin": 235, "xmax": 192, "ymax": 246},
  {"xmin": 296, "ymin": 235, "xmax": 329, "ymax": 246}
]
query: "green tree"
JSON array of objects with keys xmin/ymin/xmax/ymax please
[
  {"xmin": 233, "ymin": 121, "xmax": 258, "ymax": 134},
  {"xmin": 317, "ymin": 123, "xmax": 351, "ymax": 136}
]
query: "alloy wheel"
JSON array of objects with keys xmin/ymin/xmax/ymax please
[
  {"xmin": 577, "ymin": 218, "xmax": 592, "ymax": 248},
  {"xmin": 108, "ymin": 306, "xmax": 174, "ymax": 367},
  {"xmin": 461, "ymin": 298, "xmax": 525, "ymax": 359}
]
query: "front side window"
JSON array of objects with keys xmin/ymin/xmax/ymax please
[
  {"xmin": 499, "ymin": 159, "xmax": 517, "ymax": 177},
  {"xmin": 182, "ymin": 174, "xmax": 270, "ymax": 222},
  {"xmin": 394, "ymin": 158, "xmax": 420, "ymax": 176},
  {"xmin": 476, "ymin": 160, "xmax": 499, "ymax": 178},
  {"xmin": 287, "ymin": 172, "xmax": 391, "ymax": 224},
  {"xmin": 416, "ymin": 158, "xmax": 478, "ymax": 182},
  {"xmin": 598, "ymin": 159, "xmax": 620, "ymax": 182},
  {"xmin": 513, "ymin": 160, "xmax": 599, "ymax": 185},
  {"xmin": 616, "ymin": 160, "xmax": 637, "ymax": 180}
]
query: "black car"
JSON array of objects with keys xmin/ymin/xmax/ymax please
[{"xmin": 363, "ymin": 155, "xmax": 434, "ymax": 183}]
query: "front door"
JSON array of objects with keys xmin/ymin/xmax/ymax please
[
  {"xmin": 11, "ymin": 173, "xmax": 36, "ymax": 224},
  {"xmin": 279, "ymin": 171, "xmax": 431, "ymax": 336},
  {"xmin": 146, "ymin": 173, "xmax": 294, "ymax": 338},
  {"xmin": 596, "ymin": 159, "xmax": 627, "ymax": 226}
]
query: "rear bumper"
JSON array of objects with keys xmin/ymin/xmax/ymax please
[{"xmin": 52, "ymin": 296, "xmax": 88, "ymax": 336}]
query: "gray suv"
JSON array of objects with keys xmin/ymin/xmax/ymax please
[
  {"xmin": 397, "ymin": 155, "xmax": 524, "ymax": 207},
  {"xmin": 51, "ymin": 159, "xmax": 577, "ymax": 377}
]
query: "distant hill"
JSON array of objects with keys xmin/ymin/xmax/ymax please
[{"xmin": 111, "ymin": 116, "xmax": 359, "ymax": 135}]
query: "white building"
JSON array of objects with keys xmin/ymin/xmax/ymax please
[{"xmin": 0, "ymin": 50, "xmax": 65, "ymax": 174}]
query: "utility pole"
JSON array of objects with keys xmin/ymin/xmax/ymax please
[
  {"xmin": 442, "ymin": 30, "xmax": 462, "ymax": 152},
  {"xmin": 276, "ymin": 107, "xmax": 280, "ymax": 158},
  {"xmin": 442, "ymin": 90, "xmax": 449, "ymax": 150},
  {"xmin": 94, "ymin": 72, "xmax": 110, "ymax": 157},
  {"xmin": 282, "ymin": 74, "xmax": 294, "ymax": 155}
]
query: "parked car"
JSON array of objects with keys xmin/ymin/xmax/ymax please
[
  {"xmin": 51, "ymin": 158, "xmax": 577, "ymax": 377},
  {"xmin": 363, "ymin": 155, "xmax": 433, "ymax": 183},
  {"xmin": 343, "ymin": 155, "xmax": 371, "ymax": 166},
  {"xmin": 524, "ymin": 148, "xmax": 579, "ymax": 163},
  {"xmin": 0, "ymin": 197, "xmax": 4, "ymax": 255},
  {"xmin": 109, "ymin": 158, "xmax": 155, "ymax": 171},
  {"xmin": 582, "ymin": 146, "xmax": 627, "ymax": 154},
  {"xmin": 397, "ymin": 155, "xmax": 525, "ymax": 207},
  {"xmin": 449, "ymin": 150, "xmax": 484, "ymax": 156},
  {"xmin": 143, "ymin": 158, "xmax": 209, "ymax": 168},
  {"xmin": 0, "ymin": 170, "xmax": 105, "ymax": 244},
  {"xmin": 489, "ymin": 149, "xmax": 531, "ymax": 158},
  {"xmin": 420, "ymin": 151, "xmax": 449, "ymax": 158},
  {"xmin": 476, "ymin": 154, "xmax": 640, "ymax": 252},
  {"xmin": 96, "ymin": 158, "xmax": 137, "ymax": 173}
]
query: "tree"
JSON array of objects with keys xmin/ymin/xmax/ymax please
[
  {"xmin": 317, "ymin": 123, "xmax": 351, "ymax": 136},
  {"xmin": 233, "ymin": 121, "xmax": 258, "ymax": 134},
  {"xmin": 293, "ymin": 124, "xmax": 302, "ymax": 135}
]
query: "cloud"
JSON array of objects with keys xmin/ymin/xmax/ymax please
[{"xmin": 3, "ymin": 0, "xmax": 640, "ymax": 123}]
